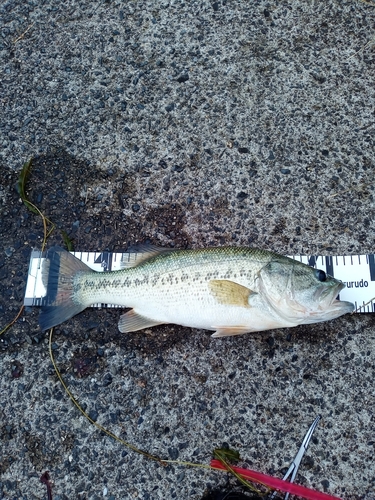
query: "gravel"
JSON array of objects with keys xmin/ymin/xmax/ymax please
[{"xmin": 1, "ymin": 0, "xmax": 375, "ymax": 499}]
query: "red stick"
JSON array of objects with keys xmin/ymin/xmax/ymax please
[{"xmin": 210, "ymin": 460, "xmax": 342, "ymax": 500}]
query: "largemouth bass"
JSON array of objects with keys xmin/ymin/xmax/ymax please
[{"xmin": 39, "ymin": 246, "xmax": 354, "ymax": 337}]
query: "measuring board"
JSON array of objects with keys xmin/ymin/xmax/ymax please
[{"xmin": 24, "ymin": 250, "xmax": 375, "ymax": 313}]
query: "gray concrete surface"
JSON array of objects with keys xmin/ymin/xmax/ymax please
[{"xmin": 1, "ymin": 0, "xmax": 375, "ymax": 498}]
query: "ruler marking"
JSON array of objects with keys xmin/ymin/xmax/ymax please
[
  {"xmin": 325, "ymin": 256, "xmax": 334, "ymax": 277},
  {"xmin": 368, "ymin": 255, "xmax": 375, "ymax": 281},
  {"xmin": 25, "ymin": 251, "xmax": 375, "ymax": 313},
  {"xmin": 308, "ymin": 256, "xmax": 316, "ymax": 268}
]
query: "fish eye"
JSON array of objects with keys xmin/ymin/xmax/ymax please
[{"xmin": 315, "ymin": 269, "xmax": 327, "ymax": 282}]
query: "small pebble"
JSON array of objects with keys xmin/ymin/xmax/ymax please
[
  {"xmin": 236, "ymin": 192, "xmax": 248, "ymax": 201},
  {"xmin": 321, "ymin": 479, "xmax": 330, "ymax": 491},
  {"xmin": 176, "ymin": 73, "xmax": 189, "ymax": 83},
  {"xmin": 168, "ymin": 447, "xmax": 179, "ymax": 460},
  {"xmin": 177, "ymin": 471, "xmax": 185, "ymax": 483},
  {"xmin": 5, "ymin": 247, "xmax": 14, "ymax": 257},
  {"xmin": 88, "ymin": 409, "xmax": 99, "ymax": 422}
]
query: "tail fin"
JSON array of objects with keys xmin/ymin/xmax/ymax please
[{"xmin": 39, "ymin": 246, "xmax": 92, "ymax": 331}]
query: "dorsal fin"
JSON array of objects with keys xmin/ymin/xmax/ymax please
[{"xmin": 120, "ymin": 244, "xmax": 174, "ymax": 268}]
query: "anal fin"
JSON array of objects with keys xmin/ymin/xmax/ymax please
[
  {"xmin": 211, "ymin": 326, "xmax": 251, "ymax": 338},
  {"xmin": 118, "ymin": 309, "xmax": 165, "ymax": 333}
]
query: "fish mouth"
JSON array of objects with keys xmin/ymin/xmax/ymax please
[
  {"xmin": 296, "ymin": 281, "xmax": 354, "ymax": 325},
  {"xmin": 319, "ymin": 281, "xmax": 344, "ymax": 304},
  {"xmin": 316, "ymin": 281, "xmax": 354, "ymax": 314}
]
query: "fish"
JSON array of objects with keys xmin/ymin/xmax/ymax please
[{"xmin": 39, "ymin": 246, "xmax": 354, "ymax": 337}]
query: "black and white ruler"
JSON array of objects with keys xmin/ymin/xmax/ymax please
[{"xmin": 24, "ymin": 250, "xmax": 375, "ymax": 313}]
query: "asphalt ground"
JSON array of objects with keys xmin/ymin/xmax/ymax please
[{"xmin": 1, "ymin": 0, "xmax": 375, "ymax": 499}]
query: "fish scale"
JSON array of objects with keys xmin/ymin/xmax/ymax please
[{"xmin": 75, "ymin": 250, "xmax": 255, "ymax": 313}]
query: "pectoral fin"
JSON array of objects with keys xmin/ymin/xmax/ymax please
[
  {"xmin": 118, "ymin": 309, "xmax": 165, "ymax": 333},
  {"xmin": 209, "ymin": 280, "xmax": 255, "ymax": 308},
  {"xmin": 211, "ymin": 326, "xmax": 251, "ymax": 338}
]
